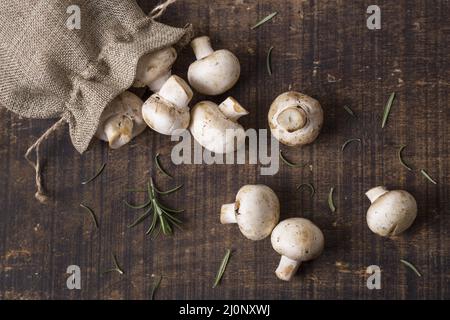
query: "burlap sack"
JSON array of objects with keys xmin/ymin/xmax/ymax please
[{"xmin": 0, "ymin": 0, "xmax": 191, "ymax": 202}]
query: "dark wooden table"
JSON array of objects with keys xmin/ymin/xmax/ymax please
[{"xmin": 1, "ymin": 0, "xmax": 449, "ymax": 300}]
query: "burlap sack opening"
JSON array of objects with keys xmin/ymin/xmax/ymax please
[{"xmin": 0, "ymin": 0, "xmax": 192, "ymax": 202}]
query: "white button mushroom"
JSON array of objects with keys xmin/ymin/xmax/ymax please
[
  {"xmin": 221, "ymin": 185, "xmax": 280, "ymax": 240},
  {"xmin": 268, "ymin": 91, "xmax": 324, "ymax": 146},
  {"xmin": 142, "ymin": 75, "xmax": 193, "ymax": 135},
  {"xmin": 365, "ymin": 186, "xmax": 417, "ymax": 237},
  {"xmin": 271, "ymin": 218, "xmax": 324, "ymax": 281},
  {"xmin": 133, "ymin": 47, "xmax": 177, "ymax": 92},
  {"xmin": 187, "ymin": 36, "xmax": 240, "ymax": 95},
  {"xmin": 189, "ymin": 97, "xmax": 248, "ymax": 154},
  {"xmin": 95, "ymin": 91, "xmax": 146, "ymax": 149}
]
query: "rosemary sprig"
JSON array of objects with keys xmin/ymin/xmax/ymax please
[
  {"xmin": 155, "ymin": 153, "xmax": 172, "ymax": 178},
  {"xmin": 213, "ymin": 249, "xmax": 231, "ymax": 288},
  {"xmin": 266, "ymin": 46, "xmax": 274, "ymax": 76},
  {"xmin": 381, "ymin": 92, "xmax": 396, "ymax": 128},
  {"xmin": 398, "ymin": 145, "xmax": 413, "ymax": 171},
  {"xmin": 297, "ymin": 183, "xmax": 315, "ymax": 198},
  {"xmin": 400, "ymin": 259, "xmax": 422, "ymax": 277},
  {"xmin": 251, "ymin": 12, "xmax": 278, "ymax": 30},
  {"xmin": 103, "ymin": 254, "xmax": 124, "ymax": 275},
  {"xmin": 279, "ymin": 151, "xmax": 306, "ymax": 168},
  {"xmin": 80, "ymin": 203, "xmax": 99, "ymax": 229},
  {"xmin": 341, "ymin": 138, "xmax": 361, "ymax": 152},
  {"xmin": 420, "ymin": 169, "xmax": 437, "ymax": 184},
  {"xmin": 81, "ymin": 163, "xmax": 106, "ymax": 185},
  {"xmin": 343, "ymin": 105, "xmax": 355, "ymax": 117},
  {"xmin": 125, "ymin": 178, "xmax": 183, "ymax": 237},
  {"xmin": 328, "ymin": 187, "xmax": 336, "ymax": 213},
  {"xmin": 150, "ymin": 275, "xmax": 162, "ymax": 300}
]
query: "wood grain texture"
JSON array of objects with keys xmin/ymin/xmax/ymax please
[{"xmin": 0, "ymin": 0, "xmax": 449, "ymax": 299}]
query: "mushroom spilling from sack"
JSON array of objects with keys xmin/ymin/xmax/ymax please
[
  {"xmin": 365, "ymin": 186, "xmax": 417, "ymax": 237},
  {"xmin": 188, "ymin": 36, "xmax": 240, "ymax": 95},
  {"xmin": 271, "ymin": 218, "xmax": 324, "ymax": 281},
  {"xmin": 95, "ymin": 91, "xmax": 146, "ymax": 149},
  {"xmin": 142, "ymin": 75, "xmax": 193, "ymax": 135},
  {"xmin": 221, "ymin": 184, "xmax": 280, "ymax": 240},
  {"xmin": 268, "ymin": 91, "xmax": 324, "ymax": 146},
  {"xmin": 189, "ymin": 97, "xmax": 248, "ymax": 154},
  {"xmin": 132, "ymin": 46, "xmax": 178, "ymax": 92}
]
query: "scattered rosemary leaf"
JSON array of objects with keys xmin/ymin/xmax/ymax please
[
  {"xmin": 343, "ymin": 105, "xmax": 355, "ymax": 117},
  {"xmin": 80, "ymin": 203, "xmax": 99, "ymax": 229},
  {"xmin": 398, "ymin": 145, "xmax": 413, "ymax": 171},
  {"xmin": 279, "ymin": 151, "xmax": 306, "ymax": 168},
  {"xmin": 400, "ymin": 259, "xmax": 422, "ymax": 277},
  {"xmin": 341, "ymin": 138, "xmax": 361, "ymax": 152},
  {"xmin": 251, "ymin": 12, "xmax": 278, "ymax": 30},
  {"xmin": 81, "ymin": 163, "xmax": 106, "ymax": 185},
  {"xmin": 381, "ymin": 92, "xmax": 396, "ymax": 128},
  {"xmin": 103, "ymin": 254, "xmax": 124, "ymax": 275},
  {"xmin": 213, "ymin": 249, "xmax": 231, "ymax": 288},
  {"xmin": 328, "ymin": 187, "xmax": 336, "ymax": 213},
  {"xmin": 266, "ymin": 46, "xmax": 274, "ymax": 76},
  {"xmin": 420, "ymin": 169, "xmax": 437, "ymax": 184},
  {"xmin": 150, "ymin": 275, "xmax": 162, "ymax": 300},
  {"xmin": 297, "ymin": 183, "xmax": 315, "ymax": 198},
  {"xmin": 155, "ymin": 153, "xmax": 172, "ymax": 178}
]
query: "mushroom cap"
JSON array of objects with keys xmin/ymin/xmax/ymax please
[
  {"xmin": 367, "ymin": 190, "xmax": 417, "ymax": 237},
  {"xmin": 133, "ymin": 47, "xmax": 177, "ymax": 88},
  {"xmin": 95, "ymin": 91, "xmax": 146, "ymax": 148},
  {"xmin": 268, "ymin": 91, "xmax": 323, "ymax": 146},
  {"xmin": 234, "ymin": 185, "xmax": 280, "ymax": 240},
  {"xmin": 189, "ymin": 100, "xmax": 246, "ymax": 154},
  {"xmin": 188, "ymin": 49, "xmax": 240, "ymax": 95},
  {"xmin": 271, "ymin": 218, "xmax": 324, "ymax": 262}
]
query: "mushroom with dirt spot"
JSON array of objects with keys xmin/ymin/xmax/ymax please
[
  {"xmin": 189, "ymin": 97, "xmax": 248, "ymax": 154},
  {"xmin": 271, "ymin": 218, "xmax": 324, "ymax": 281},
  {"xmin": 268, "ymin": 91, "xmax": 323, "ymax": 146},
  {"xmin": 95, "ymin": 91, "xmax": 146, "ymax": 149},
  {"xmin": 142, "ymin": 75, "xmax": 193, "ymax": 135},
  {"xmin": 188, "ymin": 36, "xmax": 240, "ymax": 95},
  {"xmin": 221, "ymin": 184, "xmax": 280, "ymax": 240},
  {"xmin": 365, "ymin": 186, "xmax": 417, "ymax": 237}
]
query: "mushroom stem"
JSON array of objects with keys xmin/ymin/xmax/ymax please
[
  {"xmin": 220, "ymin": 203, "xmax": 237, "ymax": 224},
  {"xmin": 275, "ymin": 255, "xmax": 301, "ymax": 281},
  {"xmin": 158, "ymin": 75, "xmax": 193, "ymax": 110},
  {"xmin": 191, "ymin": 36, "xmax": 214, "ymax": 60},
  {"xmin": 148, "ymin": 70, "xmax": 171, "ymax": 92},
  {"xmin": 366, "ymin": 186, "xmax": 389, "ymax": 203},
  {"xmin": 104, "ymin": 115, "xmax": 133, "ymax": 149},
  {"xmin": 218, "ymin": 97, "xmax": 249, "ymax": 122},
  {"xmin": 276, "ymin": 107, "xmax": 307, "ymax": 132}
]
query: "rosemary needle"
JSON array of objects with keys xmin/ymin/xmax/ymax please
[
  {"xmin": 103, "ymin": 254, "xmax": 124, "ymax": 275},
  {"xmin": 150, "ymin": 275, "xmax": 162, "ymax": 300},
  {"xmin": 398, "ymin": 145, "xmax": 413, "ymax": 171},
  {"xmin": 400, "ymin": 259, "xmax": 422, "ymax": 277},
  {"xmin": 341, "ymin": 138, "xmax": 361, "ymax": 152},
  {"xmin": 266, "ymin": 46, "xmax": 274, "ymax": 76},
  {"xmin": 297, "ymin": 183, "xmax": 315, "ymax": 198},
  {"xmin": 381, "ymin": 92, "xmax": 396, "ymax": 128},
  {"xmin": 81, "ymin": 163, "xmax": 106, "ymax": 185},
  {"xmin": 251, "ymin": 12, "xmax": 278, "ymax": 30},
  {"xmin": 343, "ymin": 105, "xmax": 355, "ymax": 117},
  {"xmin": 213, "ymin": 249, "xmax": 231, "ymax": 288},
  {"xmin": 80, "ymin": 203, "xmax": 99, "ymax": 229},
  {"xmin": 328, "ymin": 187, "xmax": 336, "ymax": 213},
  {"xmin": 420, "ymin": 169, "xmax": 437, "ymax": 184},
  {"xmin": 279, "ymin": 151, "xmax": 306, "ymax": 168},
  {"xmin": 155, "ymin": 153, "xmax": 172, "ymax": 178}
]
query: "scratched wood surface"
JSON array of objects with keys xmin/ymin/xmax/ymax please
[{"xmin": 0, "ymin": 0, "xmax": 449, "ymax": 300}]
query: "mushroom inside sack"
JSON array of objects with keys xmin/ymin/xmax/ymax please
[
  {"xmin": 268, "ymin": 91, "xmax": 324, "ymax": 146},
  {"xmin": 365, "ymin": 186, "xmax": 417, "ymax": 237},
  {"xmin": 188, "ymin": 36, "xmax": 240, "ymax": 95},
  {"xmin": 221, "ymin": 185, "xmax": 280, "ymax": 240},
  {"xmin": 271, "ymin": 218, "xmax": 324, "ymax": 281},
  {"xmin": 132, "ymin": 46, "xmax": 177, "ymax": 92},
  {"xmin": 95, "ymin": 91, "xmax": 146, "ymax": 149}
]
